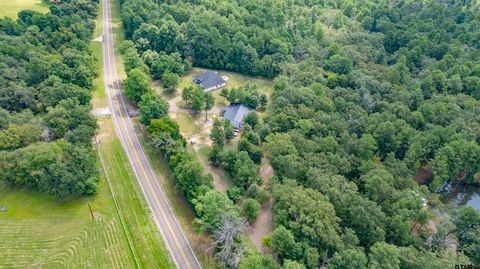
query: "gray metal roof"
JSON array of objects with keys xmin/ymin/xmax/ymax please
[
  {"xmin": 221, "ymin": 104, "xmax": 253, "ymax": 129},
  {"xmin": 192, "ymin": 70, "xmax": 226, "ymax": 90}
]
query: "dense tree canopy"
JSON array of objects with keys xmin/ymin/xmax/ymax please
[
  {"xmin": 119, "ymin": 0, "xmax": 480, "ymax": 267},
  {"xmin": 0, "ymin": 0, "xmax": 100, "ymax": 200}
]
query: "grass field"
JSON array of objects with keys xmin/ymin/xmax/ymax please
[
  {"xmin": 175, "ymin": 112, "xmax": 202, "ymax": 136},
  {"xmin": 0, "ymin": 0, "xmax": 49, "ymax": 18},
  {"xmin": 96, "ymin": 119, "xmax": 174, "ymax": 269},
  {"xmin": 177, "ymin": 68, "xmax": 274, "ymax": 96}
]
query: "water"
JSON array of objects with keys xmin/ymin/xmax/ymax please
[{"xmin": 442, "ymin": 185, "xmax": 480, "ymax": 210}]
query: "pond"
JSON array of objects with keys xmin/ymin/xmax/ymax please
[{"xmin": 441, "ymin": 185, "xmax": 480, "ymax": 210}]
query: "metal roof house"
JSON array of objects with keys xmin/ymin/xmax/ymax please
[
  {"xmin": 192, "ymin": 70, "xmax": 227, "ymax": 92},
  {"xmin": 220, "ymin": 104, "xmax": 253, "ymax": 129}
]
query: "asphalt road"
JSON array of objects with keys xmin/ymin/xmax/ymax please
[{"xmin": 101, "ymin": 0, "xmax": 202, "ymax": 268}]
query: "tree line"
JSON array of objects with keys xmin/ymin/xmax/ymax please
[{"xmin": 0, "ymin": 0, "xmax": 100, "ymax": 200}]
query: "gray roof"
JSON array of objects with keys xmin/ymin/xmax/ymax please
[
  {"xmin": 221, "ymin": 104, "xmax": 253, "ymax": 129},
  {"xmin": 192, "ymin": 70, "xmax": 226, "ymax": 90}
]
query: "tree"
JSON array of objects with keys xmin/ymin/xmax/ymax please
[
  {"xmin": 242, "ymin": 198, "xmax": 260, "ymax": 222},
  {"xmin": 204, "ymin": 91, "xmax": 215, "ymax": 121},
  {"xmin": 210, "ymin": 119, "xmax": 225, "ymax": 148},
  {"xmin": 234, "ymin": 151, "xmax": 261, "ymax": 189},
  {"xmin": 272, "ymin": 182, "xmax": 343, "ymax": 256},
  {"xmin": 120, "ymin": 41, "xmax": 149, "ymax": 73},
  {"xmin": 172, "ymin": 152, "xmax": 213, "ymax": 201},
  {"xmin": 0, "ymin": 123, "xmax": 42, "ymax": 151},
  {"xmin": 191, "ymin": 87, "xmax": 204, "ymax": 114},
  {"xmin": 148, "ymin": 116, "xmax": 181, "ymax": 141},
  {"xmin": 227, "ymin": 187, "xmax": 243, "ymax": 203},
  {"xmin": 220, "ymin": 88, "xmax": 230, "ymax": 101},
  {"xmin": 329, "ymin": 249, "xmax": 368, "ymax": 269},
  {"xmin": 182, "ymin": 86, "xmax": 194, "ymax": 106},
  {"xmin": 272, "ymin": 226, "xmax": 301, "ymax": 261},
  {"xmin": 227, "ymin": 88, "xmax": 239, "ymax": 103},
  {"xmin": 453, "ymin": 207, "xmax": 480, "ymax": 265},
  {"xmin": 0, "ymin": 141, "xmax": 98, "ymax": 200},
  {"xmin": 430, "ymin": 138, "xmax": 480, "ymax": 190},
  {"xmin": 224, "ymin": 120, "xmax": 235, "ymax": 141},
  {"xmin": 208, "ymin": 144, "xmax": 223, "ymax": 166},
  {"xmin": 368, "ymin": 242, "xmax": 400, "ymax": 269},
  {"xmin": 162, "ymin": 72, "xmax": 179, "ymax": 92},
  {"xmin": 283, "ymin": 260, "xmax": 306, "ymax": 269},
  {"xmin": 45, "ymin": 98, "xmax": 96, "ymax": 146},
  {"xmin": 325, "ymin": 55, "xmax": 353, "ymax": 74},
  {"xmin": 212, "ymin": 213, "xmax": 246, "ymax": 268},
  {"xmin": 123, "ymin": 68, "xmax": 151, "ymax": 102},
  {"xmin": 259, "ymin": 94, "xmax": 268, "ymax": 108},
  {"xmin": 138, "ymin": 93, "xmax": 169, "ymax": 125},
  {"xmin": 239, "ymin": 253, "xmax": 279, "ymax": 269},
  {"xmin": 193, "ymin": 189, "xmax": 239, "ymax": 232},
  {"xmin": 244, "ymin": 112, "xmax": 259, "ymax": 129}
]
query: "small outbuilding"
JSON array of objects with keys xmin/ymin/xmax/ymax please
[
  {"xmin": 192, "ymin": 70, "xmax": 227, "ymax": 91},
  {"xmin": 220, "ymin": 104, "xmax": 252, "ymax": 129}
]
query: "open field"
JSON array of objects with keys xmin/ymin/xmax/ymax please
[
  {"xmin": 177, "ymin": 68, "xmax": 274, "ymax": 96},
  {"xmin": 0, "ymin": 181, "xmax": 133, "ymax": 268},
  {"xmin": 0, "ymin": 0, "xmax": 49, "ymax": 18}
]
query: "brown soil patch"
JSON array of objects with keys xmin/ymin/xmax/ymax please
[{"xmin": 247, "ymin": 159, "xmax": 274, "ymax": 252}]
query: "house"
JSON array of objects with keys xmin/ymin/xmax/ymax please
[
  {"xmin": 220, "ymin": 104, "xmax": 252, "ymax": 129},
  {"xmin": 192, "ymin": 70, "xmax": 227, "ymax": 91}
]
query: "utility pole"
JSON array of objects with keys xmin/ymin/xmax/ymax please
[{"xmin": 88, "ymin": 202, "xmax": 95, "ymax": 221}]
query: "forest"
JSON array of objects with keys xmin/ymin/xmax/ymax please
[
  {"xmin": 0, "ymin": 0, "xmax": 99, "ymax": 200},
  {"xmin": 119, "ymin": 0, "xmax": 480, "ymax": 268}
]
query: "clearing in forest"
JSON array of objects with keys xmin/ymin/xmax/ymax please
[{"xmin": 0, "ymin": 0, "xmax": 49, "ymax": 18}]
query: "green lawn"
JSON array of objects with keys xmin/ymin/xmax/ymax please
[
  {"xmin": 0, "ymin": 157, "xmax": 135, "ymax": 268},
  {"xmin": 175, "ymin": 112, "xmax": 202, "ymax": 136},
  {"xmin": 91, "ymin": 42, "xmax": 106, "ymax": 107},
  {"xmin": 0, "ymin": 0, "xmax": 49, "ymax": 18},
  {"xmin": 198, "ymin": 145, "xmax": 235, "ymax": 187},
  {"xmin": 177, "ymin": 67, "xmax": 274, "ymax": 97},
  {"xmin": 96, "ymin": 118, "xmax": 174, "ymax": 269}
]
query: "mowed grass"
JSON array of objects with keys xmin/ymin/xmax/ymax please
[
  {"xmin": 96, "ymin": 118, "xmax": 174, "ymax": 269},
  {"xmin": 176, "ymin": 112, "xmax": 202, "ymax": 136},
  {"xmin": 0, "ymin": 162, "xmax": 135, "ymax": 268},
  {"xmin": 0, "ymin": 0, "xmax": 49, "ymax": 18},
  {"xmin": 177, "ymin": 67, "xmax": 274, "ymax": 97}
]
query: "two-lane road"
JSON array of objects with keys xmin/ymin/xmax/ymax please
[{"xmin": 101, "ymin": 0, "xmax": 202, "ymax": 268}]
